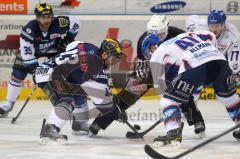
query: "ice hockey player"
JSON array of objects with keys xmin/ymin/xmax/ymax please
[
  {"xmin": 0, "ymin": 3, "xmax": 80, "ymax": 118},
  {"xmin": 89, "ymin": 14, "xmax": 206, "ymax": 137},
  {"xmin": 186, "ymin": 10, "xmax": 240, "ymax": 141},
  {"xmin": 150, "ymin": 30, "xmax": 240, "ymax": 147},
  {"xmin": 34, "ymin": 39, "xmax": 123, "ymax": 144}
]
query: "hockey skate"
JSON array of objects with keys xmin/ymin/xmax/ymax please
[
  {"xmin": 233, "ymin": 128, "xmax": 240, "ymax": 141},
  {"xmin": 153, "ymin": 122, "xmax": 184, "ymax": 148},
  {"xmin": 39, "ymin": 119, "xmax": 68, "ymax": 144},
  {"xmin": 88, "ymin": 122, "xmax": 101, "ymax": 137},
  {"xmin": 194, "ymin": 121, "xmax": 206, "ymax": 138},
  {"xmin": 72, "ymin": 117, "xmax": 89, "ymax": 135},
  {"xmin": 0, "ymin": 101, "xmax": 14, "ymax": 118}
]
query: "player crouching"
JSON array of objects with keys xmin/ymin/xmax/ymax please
[
  {"xmin": 34, "ymin": 39, "xmax": 123, "ymax": 144},
  {"xmin": 150, "ymin": 31, "xmax": 240, "ymax": 147}
]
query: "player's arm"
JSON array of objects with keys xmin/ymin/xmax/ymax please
[
  {"xmin": 56, "ymin": 16, "xmax": 81, "ymax": 52},
  {"xmin": 66, "ymin": 16, "xmax": 80, "ymax": 41},
  {"xmin": 19, "ymin": 28, "xmax": 38, "ymax": 73},
  {"xmin": 150, "ymin": 46, "xmax": 176, "ymax": 94},
  {"xmin": 228, "ymin": 42, "xmax": 240, "ymax": 76}
]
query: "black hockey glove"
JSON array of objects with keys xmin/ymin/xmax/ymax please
[
  {"xmin": 134, "ymin": 60, "xmax": 150, "ymax": 81},
  {"xmin": 57, "ymin": 38, "xmax": 72, "ymax": 53},
  {"xmin": 117, "ymin": 109, "xmax": 128, "ymax": 123}
]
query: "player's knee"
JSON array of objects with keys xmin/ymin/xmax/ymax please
[
  {"xmin": 93, "ymin": 101, "xmax": 114, "ymax": 114},
  {"xmin": 12, "ymin": 68, "xmax": 28, "ymax": 81},
  {"xmin": 53, "ymin": 97, "xmax": 75, "ymax": 120},
  {"xmin": 160, "ymin": 97, "xmax": 179, "ymax": 109},
  {"xmin": 74, "ymin": 96, "xmax": 87, "ymax": 108}
]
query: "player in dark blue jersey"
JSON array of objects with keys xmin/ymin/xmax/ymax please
[
  {"xmin": 89, "ymin": 14, "xmax": 206, "ymax": 138},
  {"xmin": 0, "ymin": 3, "xmax": 80, "ymax": 117},
  {"xmin": 34, "ymin": 39, "xmax": 123, "ymax": 143}
]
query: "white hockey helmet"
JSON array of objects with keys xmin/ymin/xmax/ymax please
[{"xmin": 147, "ymin": 14, "xmax": 169, "ymax": 35}]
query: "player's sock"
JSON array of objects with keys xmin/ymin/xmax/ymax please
[
  {"xmin": 7, "ymin": 79, "xmax": 22, "ymax": 103},
  {"xmin": 47, "ymin": 110, "xmax": 66, "ymax": 129},
  {"xmin": 0, "ymin": 80, "xmax": 21, "ymax": 117}
]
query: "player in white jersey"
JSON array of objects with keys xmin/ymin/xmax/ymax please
[
  {"xmin": 150, "ymin": 31, "xmax": 240, "ymax": 147},
  {"xmin": 207, "ymin": 10, "xmax": 240, "ymax": 78},
  {"xmin": 186, "ymin": 10, "xmax": 240, "ymax": 140},
  {"xmin": 186, "ymin": 11, "xmax": 240, "ymax": 76}
]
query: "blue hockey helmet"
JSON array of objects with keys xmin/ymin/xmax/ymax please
[
  {"xmin": 141, "ymin": 34, "xmax": 161, "ymax": 60},
  {"xmin": 208, "ymin": 10, "xmax": 226, "ymax": 25}
]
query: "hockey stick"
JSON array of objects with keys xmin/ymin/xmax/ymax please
[
  {"xmin": 222, "ymin": 36, "xmax": 240, "ymax": 56},
  {"xmin": 126, "ymin": 118, "xmax": 163, "ymax": 139},
  {"xmin": 125, "ymin": 120, "xmax": 139, "ymax": 134},
  {"xmin": 144, "ymin": 123, "xmax": 240, "ymax": 159},
  {"xmin": 12, "ymin": 86, "xmax": 38, "ymax": 124}
]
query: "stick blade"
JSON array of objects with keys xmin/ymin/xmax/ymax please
[
  {"xmin": 144, "ymin": 145, "xmax": 170, "ymax": 159},
  {"xmin": 126, "ymin": 131, "xmax": 143, "ymax": 139},
  {"xmin": 11, "ymin": 118, "xmax": 17, "ymax": 124}
]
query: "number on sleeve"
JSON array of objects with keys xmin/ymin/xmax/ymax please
[{"xmin": 24, "ymin": 46, "xmax": 32, "ymax": 55}]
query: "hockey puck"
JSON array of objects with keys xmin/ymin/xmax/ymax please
[{"xmin": 134, "ymin": 124, "xmax": 141, "ymax": 130}]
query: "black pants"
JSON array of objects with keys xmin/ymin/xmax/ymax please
[
  {"xmin": 164, "ymin": 60, "xmax": 236, "ymax": 103},
  {"xmin": 91, "ymin": 69, "xmax": 204, "ymax": 130}
]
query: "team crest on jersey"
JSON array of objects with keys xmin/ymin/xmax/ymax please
[
  {"xmin": 58, "ymin": 18, "xmax": 69, "ymax": 27},
  {"xmin": 26, "ymin": 28, "xmax": 31, "ymax": 34}
]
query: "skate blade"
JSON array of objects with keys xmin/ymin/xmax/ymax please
[
  {"xmin": 39, "ymin": 137, "xmax": 68, "ymax": 145},
  {"xmin": 152, "ymin": 140, "xmax": 181, "ymax": 148},
  {"xmin": 88, "ymin": 132, "xmax": 97, "ymax": 138},
  {"xmin": 72, "ymin": 130, "xmax": 89, "ymax": 135},
  {"xmin": 0, "ymin": 113, "xmax": 9, "ymax": 118},
  {"xmin": 153, "ymin": 141, "xmax": 165, "ymax": 148},
  {"xmin": 196, "ymin": 131, "xmax": 206, "ymax": 138}
]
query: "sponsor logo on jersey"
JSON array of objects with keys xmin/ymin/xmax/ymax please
[
  {"xmin": 93, "ymin": 74, "xmax": 108, "ymax": 79},
  {"xmin": 39, "ymin": 41, "xmax": 55, "ymax": 50},
  {"xmin": 36, "ymin": 67, "xmax": 50, "ymax": 75},
  {"xmin": 21, "ymin": 30, "xmax": 34, "ymax": 41},
  {"xmin": 50, "ymin": 33, "xmax": 61, "ymax": 40},
  {"xmin": 0, "ymin": 0, "xmax": 27, "ymax": 14},
  {"xmin": 150, "ymin": 1, "xmax": 186, "ymax": 13}
]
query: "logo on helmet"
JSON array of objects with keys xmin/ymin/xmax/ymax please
[{"xmin": 150, "ymin": 1, "xmax": 186, "ymax": 13}]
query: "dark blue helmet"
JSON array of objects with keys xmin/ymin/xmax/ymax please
[
  {"xmin": 208, "ymin": 10, "xmax": 226, "ymax": 25},
  {"xmin": 141, "ymin": 34, "xmax": 161, "ymax": 60}
]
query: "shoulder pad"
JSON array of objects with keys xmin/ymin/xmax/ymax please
[
  {"xmin": 20, "ymin": 20, "xmax": 37, "ymax": 42},
  {"xmin": 55, "ymin": 16, "xmax": 70, "ymax": 28}
]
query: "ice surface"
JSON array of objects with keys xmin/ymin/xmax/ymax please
[{"xmin": 0, "ymin": 100, "xmax": 239, "ymax": 159}]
